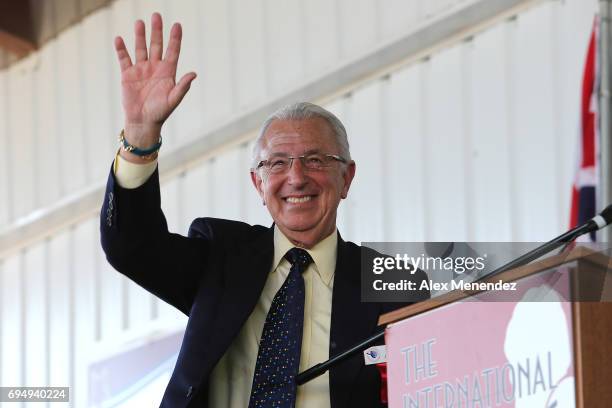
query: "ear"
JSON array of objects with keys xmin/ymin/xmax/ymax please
[
  {"xmin": 250, "ymin": 170, "xmax": 265, "ymax": 200},
  {"xmin": 340, "ymin": 161, "xmax": 356, "ymax": 199}
]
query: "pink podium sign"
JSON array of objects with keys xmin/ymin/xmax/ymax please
[{"xmin": 385, "ymin": 279, "xmax": 575, "ymax": 407}]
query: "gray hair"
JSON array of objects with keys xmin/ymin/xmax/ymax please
[{"xmin": 251, "ymin": 102, "xmax": 351, "ymax": 167}]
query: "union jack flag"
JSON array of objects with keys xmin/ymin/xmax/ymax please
[{"xmin": 570, "ymin": 17, "xmax": 599, "ymax": 241}]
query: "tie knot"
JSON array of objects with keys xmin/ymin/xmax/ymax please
[{"xmin": 284, "ymin": 248, "xmax": 313, "ymax": 271}]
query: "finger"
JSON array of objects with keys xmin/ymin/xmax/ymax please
[
  {"xmin": 134, "ymin": 19, "xmax": 148, "ymax": 62},
  {"xmin": 114, "ymin": 36, "xmax": 133, "ymax": 71},
  {"xmin": 163, "ymin": 23, "xmax": 182, "ymax": 64},
  {"xmin": 149, "ymin": 12, "xmax": 163, "ymax": 61},
  {"xmin": 168, "ymin": 72, "xmax": 197, "ymax": 109}
]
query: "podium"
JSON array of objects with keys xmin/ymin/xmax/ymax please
[{"xmin": 378, "ymin": 246, "xmax": 612, "ymax": 407}]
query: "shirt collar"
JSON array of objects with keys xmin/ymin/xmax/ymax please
[{"xmin": 272, "ymin": 225, "xmax": 337, "ymax": 287}]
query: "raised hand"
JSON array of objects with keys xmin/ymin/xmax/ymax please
[{"xmin": 114, "ymin": 13, "xmax": 196, "ymax": 159}]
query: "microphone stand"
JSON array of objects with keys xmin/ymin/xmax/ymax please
[
  {"xmin": 484, "ymin": 218, "xmax": 598, "ymax": 277},
  {"xmin": 295, "ymin": 204, "xmax": 612, "ymax": 386}
]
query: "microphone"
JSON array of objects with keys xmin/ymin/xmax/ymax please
[{"xmin": 586, "ymin": 204, "xmax": 612, "ymax": 232}]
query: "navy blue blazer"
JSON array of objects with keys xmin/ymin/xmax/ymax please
[{"xmin": 100, "ymin": 167, "xmax": 427, "ymax": 407}]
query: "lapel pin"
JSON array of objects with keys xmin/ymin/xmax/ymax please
[{"xmin": 363, "ymin": 345, "xmax": 387, "ymax": 365}]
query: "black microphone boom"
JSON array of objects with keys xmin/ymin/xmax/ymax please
[
  {"xmin": 295, "ymin": 204, "xmax": 612, "ymax": 387},
  {"xmin": 486, "ymin": 204, "xmax": 612, "ymax": 277},
  {"xmin": 296, "ymin": 330, "xmax": 385, "ymax": 385}
]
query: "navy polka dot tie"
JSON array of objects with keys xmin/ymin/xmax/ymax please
[{"xmin": 248, "ymin": 248, "xmax": 313, "ymax": 408}]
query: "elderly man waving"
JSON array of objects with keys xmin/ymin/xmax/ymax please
[{"xmin": 101, "ymin": 13, "xmax": 427, "ymax": 408}]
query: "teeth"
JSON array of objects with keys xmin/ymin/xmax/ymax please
[{"xmin": 286, "ymin": 196, "xmax": 312, "ymax": 203}]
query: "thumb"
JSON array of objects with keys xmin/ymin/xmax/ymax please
[{"xmin": 168, "ymin": 72, "xmax": 197, "ymax": 110}]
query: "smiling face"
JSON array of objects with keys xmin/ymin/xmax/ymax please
[{"xmin": 251, "ymin": 118, "xmax": 356, "ymax": 248}]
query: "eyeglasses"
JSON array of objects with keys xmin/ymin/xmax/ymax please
[{"xmin": 255, "ymin": 153, "xmax": 347, "ymax": 174}]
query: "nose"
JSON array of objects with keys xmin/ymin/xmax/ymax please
[{"xmin": 286, "ymin": 157, "xmax": 308, "ymax": 186}]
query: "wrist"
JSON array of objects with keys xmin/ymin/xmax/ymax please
[{"xmin": 123, "ymin": 123, "xmax": 162, "ymax": 148}]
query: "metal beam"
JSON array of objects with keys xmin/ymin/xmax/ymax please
[
  {"xmin": 0, "ymin": 1, "xmax": 35, "ymax": 58},
  {"xmin": 0, "ymin": 0, "xmax": 115, "ymax": 70},
  {"xmin": 599, "ymin": 0, "xmax": 612, "ymax": 243},
  {"xmin": 0, "ymin": 0, "xmax": 540, "ymax": 258}
]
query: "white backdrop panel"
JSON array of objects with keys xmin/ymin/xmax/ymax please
[
  {"xmin": 302, "ymin": 0, "xmax": 339, "ymax": 74},
  {"xmin": 424, "ymin": 0, "xmax": 459, "ymax": 18},
  {"xmin": 344, "ymin": 82, "xmax": 386, "ymax": 244},
  {"xmin": 127, "ymin": 265, "xmax": 156, "ymax": 332},
  {"xmin": 180, "ymin": 164, "xmax": 212, "ymax": 232},
  {"xmin": 48, "ymin": 232, "xmax": 71, "ymax": 388},
  {"xmin": 468, "ymin": 24, "xmax": 514, "ymax": 241},
  {"xmin": 8, "ymin": 57, "xmax": 36, "ymax": 220},
  {"xmin": 166, "ymin": 0, "xmax": 206, "ymax": 146},
  {"xmin": 56, "ymin": 28, "xmax": 88, "ymax": 193},
  {"xmin": 0, "ymin": 256, "xmax": 23, "ymax": 385},
  {"xmin": 231, "ymin": 0, "xmax": 267, "ymax": 110},
  {"xmin": 82, "ymin": 11, "xmax": 117, "ymax": 183},
  {"xmin": 512, "ymin": 5, "xmax": 559, "ymax": 241},
  {"xmin": 34, "ymin": 43, "xmax": 62, "ymax": 208},
  {"xmin": 380, "ymin": 0, "xmax": 421, "ymax": 41},
  {"xmin": 325, "ymin": 98, "xmax": 352, "ymax": 238},
  {"xmin": 385, "ymin": 68, "xmax": 428, "ymax": 241},
  {"xmin": 72, "ymin": 219, "xmax": 97, "ymax": 408},
  {"xmin": 97, "ymin": 246, "xmax": 124, "ymax": 340},
  {"xmin": 108, "ymin": 0, "xmax": 137, "ymax": 152},
  {"xmin": 264, "ymin": 0, "xmax": 305, "ymax": 96},
  {"xmin": 23, "ymin": 243, "xmax": 47, "ymax": 396},
  {"xmin": 135, "ymin": 0, "xmax": 166, "ymax": 17},
  {"xmin": 210, "ymin": 149, "xmax": 243, "ymax": 220},
  {"xmin": 425, "ymin": 46, "xmax": 469, "ymax": 241},
  {"xmin": 199, "ymin": 0, "xmax": 235, "ymax": 124},
  {"xmin": 337, "ymin": 0, "xmax": 379, "ymax": 58}
]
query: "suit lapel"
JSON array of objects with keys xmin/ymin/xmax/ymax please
[
  {"xmin": 200, "ymin": 226, "xmax": 274, "ymax": 377},
  {"xmin": 329, "ymin": 233, "xmax": 381, "ymax": 408}
]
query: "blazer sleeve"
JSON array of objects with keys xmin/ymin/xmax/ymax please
[{"xmin": 100, "ymin": 164, "xmax": 211, "ymax": 316}]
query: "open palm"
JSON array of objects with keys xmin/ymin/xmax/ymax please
[{"xmin": 114, "ymin": 13, "xmax": 196, "ymax": 140}]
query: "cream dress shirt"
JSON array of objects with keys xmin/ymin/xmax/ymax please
[{"xmin": 114, "ymin": 154, "xmax": 335, "ymax": 407}]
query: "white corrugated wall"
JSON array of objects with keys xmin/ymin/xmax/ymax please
[{"xmin": 0, "ymin": 0, "xmax": 599, "ymax": 406}]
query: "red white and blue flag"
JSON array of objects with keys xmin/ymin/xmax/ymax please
[{"xmin": 570, "ymin": 17, "xmax": 600, "ymax": 241}]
